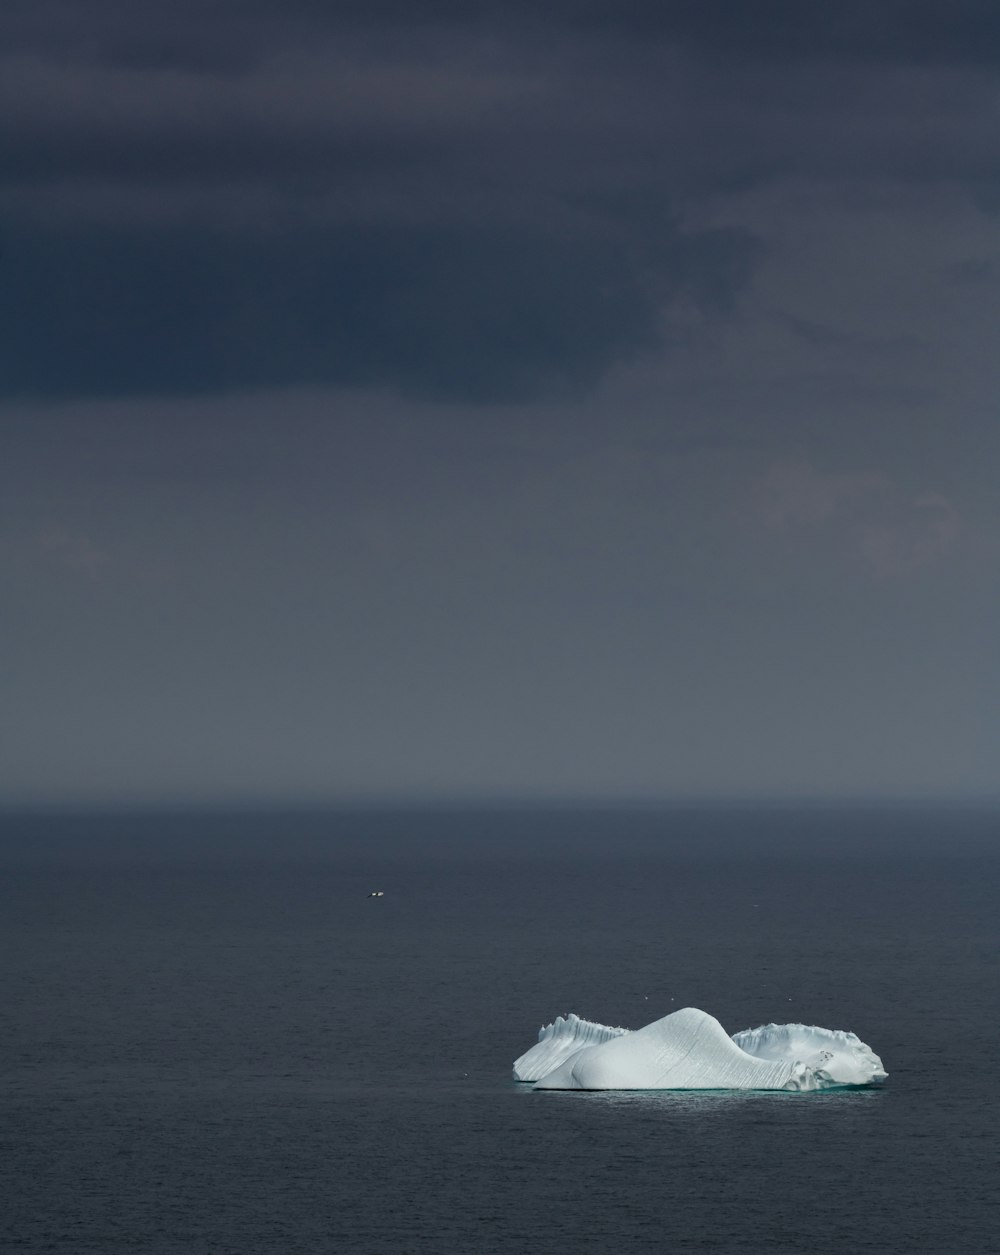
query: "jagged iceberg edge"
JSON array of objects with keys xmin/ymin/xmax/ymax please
[
  {"xmin": 516, "ymin": 1007, "xmax": 887, "ymax": 1091},
  {"xmin": 732, "ymin": 1021, "xmax": 887, "ymax": 1087},
  {"xmin": 513, "ymin": 1013, "xmax": 630, "ymax": 1082}
]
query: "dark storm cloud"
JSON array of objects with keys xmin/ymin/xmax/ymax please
[
  {"xmin": 0, "ymin": 218, "xmax": 757, "ymax": 400},
  {"xmin": 1, "ymin": 1, "xmax": 998, "ymax": 400},
  {"xmin": 3, "ymin": 1, "xmax": 998, "ymax": 808},
  {"xmin": 6, "ymin": 2, "xmax": 1000, "ymax": 69}
]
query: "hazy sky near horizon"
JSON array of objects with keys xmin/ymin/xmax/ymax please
[{"xmin": 2, "ymin": 1, "xmax": 998, "ymax": 804}]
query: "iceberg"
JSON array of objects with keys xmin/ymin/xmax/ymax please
[{"xmin": 518, "ymin": 1007, "xmax": 886, "ymax": 1091}]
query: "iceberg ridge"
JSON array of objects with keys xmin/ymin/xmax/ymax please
[
  {"xmin": 512, "ymin": 1013, "xmax": 629, "ymax": 1082},
  {"xmin": 517, "ymin": 1007, "xmax": 886, "ymax": 1091}
]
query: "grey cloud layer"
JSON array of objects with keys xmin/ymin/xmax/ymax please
[
  {"xmin": 4, "ymin": 397, "xmax": 994, "ymax": 804},
  {"xmin": 2, "ymin": 1, "xmax": 998, "ymax": 400}
]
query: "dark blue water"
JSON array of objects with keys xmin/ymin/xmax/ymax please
[{"xmin": 2, "ymin": 807, "xmax": 998, "ymax": 1253}]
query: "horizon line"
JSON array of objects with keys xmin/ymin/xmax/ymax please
[{"xmin": 2, "ymin": 791, "xmax": 999, "ymax": 816}]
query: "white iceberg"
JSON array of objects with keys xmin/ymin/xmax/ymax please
[{"xmin": 518, "ymin": 1007, "xmax": 886, "ymax": 1091}]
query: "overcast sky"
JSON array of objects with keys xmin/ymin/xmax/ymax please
[{"xmin": 2, "ymin": 1, "xmax": 998, "ymax": 805}]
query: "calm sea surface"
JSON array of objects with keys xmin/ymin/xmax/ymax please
[{"xmin": 1, "ymin": 806, "xmax": 998, "ymax": 1254}]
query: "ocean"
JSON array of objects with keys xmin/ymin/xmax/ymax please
[{"xmin": 1, "ymin": 806, "xmax": 997, "ymax": 1254}]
